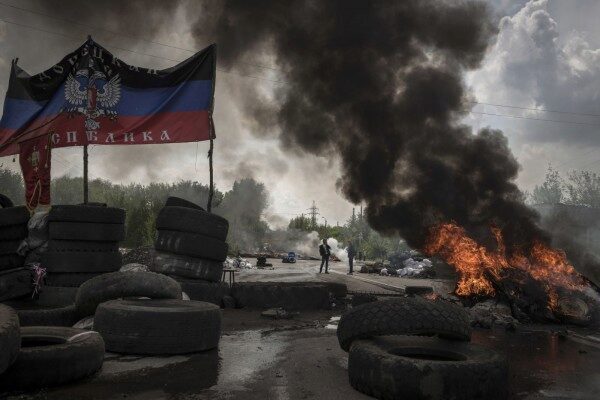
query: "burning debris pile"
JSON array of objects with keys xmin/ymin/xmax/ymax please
[{"xmin": 425, "ymin": 222, "xmax": 595, "ymax": 323}]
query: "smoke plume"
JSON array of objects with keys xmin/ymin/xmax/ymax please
[{"xmin": 196, "ymin": 0, "xmax": 546, "ymax": 251}]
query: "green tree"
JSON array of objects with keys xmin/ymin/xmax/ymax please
[
  {"xmin": 0, "ymin": 167, "xmax": 24, "ymax": 204},
  {"xmin": 532, "ymin": 166, "xmax": 563, "ymax": 205},
  {"xmin": 564, "ymin": 170, "xmax": 600, "ymax": 208}
]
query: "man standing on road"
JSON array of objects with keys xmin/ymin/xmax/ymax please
[
  {"xmin": 347, "ymin": 241, "xmax": 356, "ymax": 275},
  {"xmin": 319, "ymin": 238, "xmax": 331, "ymax": 273}
]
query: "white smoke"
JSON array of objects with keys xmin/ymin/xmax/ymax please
[{"xmin": 327, "ymin": 237, "xmax": 348, "ymax": 262}]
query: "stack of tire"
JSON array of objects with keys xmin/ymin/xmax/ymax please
[
  {"xmin": 151, "ymin": 197, "xmax": 230, "ymax": 306},
  {"xmin": 42, "ymin": 205, "xmax": 125, "ymax": 288},
  {"xmin": 0, "ymin": 195, "xmax": 31, "ymax": 302},
  {"xmin": 336, "ymin": 297, "xmax": 508, "ymax": 400},
  {"xmin": 0, "ymin": 304, "xmax": 105, "ymax": 391}
]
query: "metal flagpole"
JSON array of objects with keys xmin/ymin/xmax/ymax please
[
  {"xmin": 83, "ymin": 144, "xmax": 88, "ymax": 204},
  {"xmin": 206, "ymin": 43, "xmax": 217, "ymax": 213},
  {"xmin": 207, "ymin": 138, "xmax": 214, "ymax": 212}
]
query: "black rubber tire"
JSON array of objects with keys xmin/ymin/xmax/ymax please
[
  {"xmin": 48, "ymin": 239, "xmax": 120, "ymax": 253},
  {"xmin": 15, "ymin": 305, "xmax": 79, "ymax": 327},
  {"xmin": 75, "ymin": 271, "xmax": 182, "ymax": 317},
  {"xmin": 337, "ymin": 297, "xmax": 471, "ymax": 351},
  {"xmin": 0, "ymin": 304, "xmax": 20, "ymax": 375},
  {"xmin": 0, "ymin": 326, "xmax": 105, "ymax": 390},
  {"xmin": 94, "ymin": 299, "xmax": 221, "ymax": 354},
  {"xmin": 405, "ymin": 286, "xmax": 434, "ymax": 295},
  {"xmin": 156, "ymin": 206, "xmax": 228, "ymax": 241},
  {"xmin": 0, "ymin": 206, "xmax": 29, "ymax": 227},
  {"xmin": 171, "ymin": 277, "xmax": 231, "ymax": 306},
  {"xmin": 155, "ymin": 230, "xmax": 228, "ymax": 261},
  {"xmin": 49, "ymin": 221, "xmax": 125, "ymax": 242},
  {"xmin": 324, "ymin": 282, "xmax": 348, "ymax": 299},
  {"xmin": 348, "ymin": 335, "xmax": 508, "ymax": 400},
  {"xmin": 165, "ymin": 196, "xmax": 204, "ymax": 211},
  {"xmin": 0, "ymin": 225, "xmax": 28, "ymax": 240},
  {"xmin": 37, "ymin": 286, "xmax": 78, "ymax": 307},
  {"xmin": 0, "ymin": 268, "xmax": 32, "ymax": 302},
  {"xmin": 0, "ymin": 240, "xmax": 22, "ymax": 255},
  {"xmin": 0, "ymin": 193, "xmax": 14, "ymax": 208},
  {"xmin": 152, "ymin": 251, "xmax": 223, "ymax": 282},
  {"xmin": 42, "ymin": 251, "xmax": 122, "ymax": 273},
  {"xmin": 49, "ymin": 205, "xmax": 126, "ymax": 224},
  {"xmin": 231, "ymin": 282, "xmax": 333, "ymax": 310},
  {"xmin": 45, "ymin": 272, "xmax": 103, "ymax": 287},
  {"xmin": 0, "ymin": 254, "xmax": 25, "ymax": 271}
]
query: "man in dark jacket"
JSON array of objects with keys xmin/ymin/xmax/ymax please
[
  {"xmin": 319, "ymin": 238, "xmax": 331, "ymax": 273},
  {"xmin": 347, "ymin": 242, "xmax": 356, "ymax": 275}
]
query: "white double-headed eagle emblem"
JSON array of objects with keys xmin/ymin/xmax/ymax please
[{"xmin": 64, "ymin": 58, "xmax": 121, "ymax": 130}]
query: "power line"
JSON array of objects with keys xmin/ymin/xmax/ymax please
[
  {"xmin": 0, "ymin": 16, "xmax": 285, "ymax": 85},
  {"xmin": 2, "ymin": 14, "xmax": 600, "ymax": 125},
  {"xmin": 0, "ymin": 1, "xmax": 281, "ymax": 73},
  {"xmin": 469, "ymin": 111, "xmax": 600, "ymax": 127},
  {"xmin": 471, "ymin": 101, "xmax": 600, "ymax": 118}
]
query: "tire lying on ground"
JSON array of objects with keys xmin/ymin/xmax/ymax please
[
  {"xmin": 0, "ymin": 268, "xmax": 32, "ymax": 302},
  {"xmin": 348, "ymin": 335, "xmax": 508, "ymax": 400},
  {"xmin": 42, "ymin": 251, "xmax": 122, "ymax": 273},
  {"xmin": 171, "ymin": 277, "xmax": 230, "ymax": 306},
  {"xmin": 231, "ymin": 282, "xmax": 333, "ymax": 310},
  {"xmin": 164, "ymin": 196, "xmax": 204, "ymax": 211},
  {"xmin": 155, "ymin": 230, "xmax": 228, "ymax": 261},
  {"xmin": 0, "ymin": 206, "xmax": 29, "ymax": 227},
  {"xmin": 0, "ymin": 326, "xmax": 105, "ymax": 390},
  {"xmin": 0, "ymin": 193, "xmax": 14, "ymax": 208},
  {"xmin": 15, "ymin": 305, "xmax": 79, "ymax": 327},
  {"xmin": 0, "ymin": 304, "xmax": 20, "ymax": 375},
  {"xmin": 337, "ymin": 297, "xmax": 471, "ymax": 351},
  {"xmin": 49, "ymin": 222, "xmax": 125, "ymax": 241},
  {"xmin": 156, "ymin": 206, "xmax": 229, "ymax": 241},
  {"xmin": 152, "ymin": 251, "xmax": 224, "ymax": 282},
  {"xmin": 48, "ymin": 205, "xmax": 126, "ymax": 224},
  {"xmin": 94, "ymin": 299, "xmax": 221, "ymax": 354},
  {"xmin": 75, "ymin": 271, "xmax": 182, "ymax": 317}
]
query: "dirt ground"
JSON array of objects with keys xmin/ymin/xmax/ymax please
[{"xmin": 4, "ymin": 259, "xmax": 600, "ymax": 400}]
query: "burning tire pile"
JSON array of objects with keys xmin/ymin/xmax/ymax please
[
  {"xmin": 151, "ymin": 197, "xmax": 231, "ymax": 305},
  {"xmin": 337, "ymin": 297, "xmax": 508, "ymax": 400}
]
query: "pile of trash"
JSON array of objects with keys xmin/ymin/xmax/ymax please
[
  {"xmin": 396, "ymin": 257, "xmax": 435, "ymax": 278},
  {"xmin": 224, "ymin": 256, "xmax": 254, "ymax": 269}
]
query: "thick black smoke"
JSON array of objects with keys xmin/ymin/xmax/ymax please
[
  {"xmin": 33, "ymin": 0, "xmax": 546, "ymax": 252},
  {"xmin": 200, "ymin": 0, "xmax": 545, "ymax": 251}
]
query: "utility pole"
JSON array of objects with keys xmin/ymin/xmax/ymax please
[{"xmin": 308, "ymin": 200, "xmax": 319, "ymax": 230}]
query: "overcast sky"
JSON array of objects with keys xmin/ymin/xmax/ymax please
[{"xmin": 1, "ymin": 0, "xmax": 599, "ymax": 226}]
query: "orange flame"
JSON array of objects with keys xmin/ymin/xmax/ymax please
[{"xmin": 423, "ymin": 222, "xmax": 586, "ymax": 308}]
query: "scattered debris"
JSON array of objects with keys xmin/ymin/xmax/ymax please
[
  {"xmin": 120, "ymin": 263, "xmax": 149, "ymax": 272},
  {"xmin": 225, "ymin": 256, "xmax": 254, "ymax": 269},
  {"xmin": 261, "ymin": 308, "xmax": 299, "ymax": 319},
  {"xmin": 469, "ymin": 300, "xmax": 519, "ymax": 330},
  {"xmin": 122, "ymin": 246, "xmax": 154, "ymax": 265}
]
